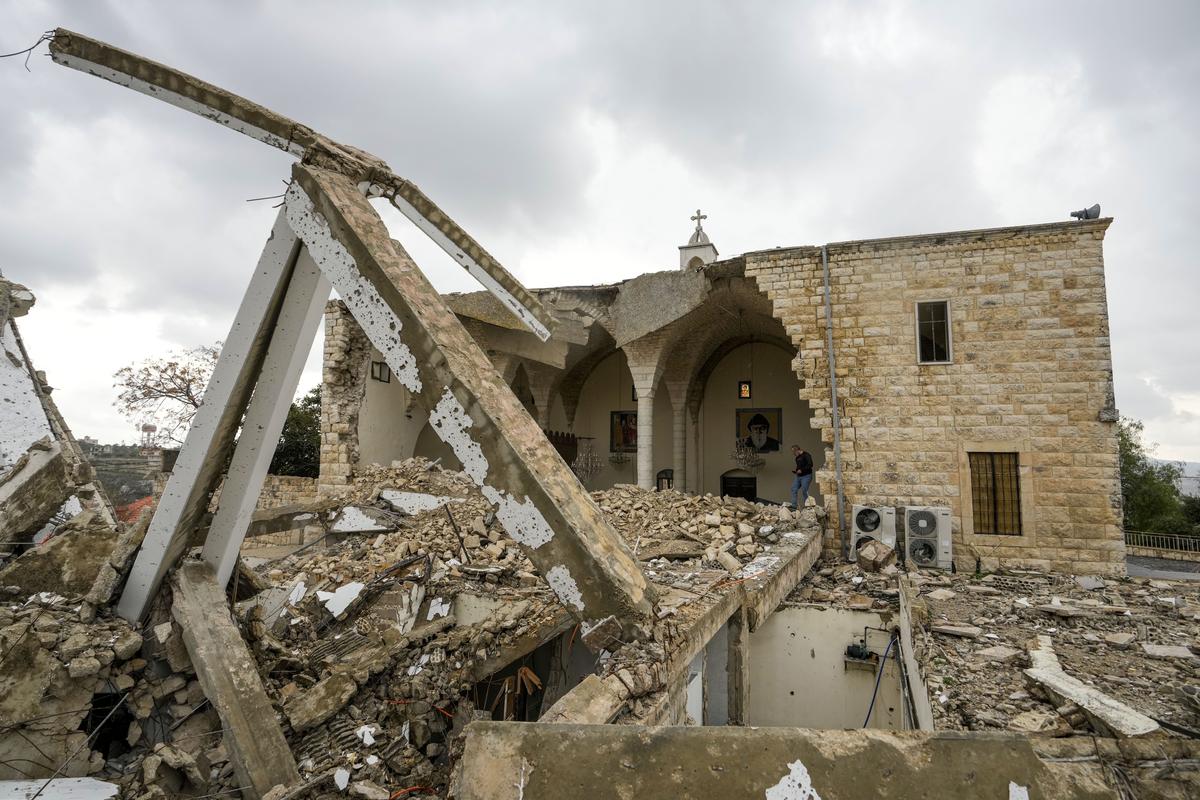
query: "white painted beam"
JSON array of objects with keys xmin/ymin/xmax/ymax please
[
  {"xmin": 202, "ymin": 249, "xmax": 330, "ymax": 588},
  {"xmin": 383, "ymin": 191, "xmax": 550, "ymax": 341},
  {"xmin": 116, "ymin": 209, "xmax": 301, "ymax": 621}
]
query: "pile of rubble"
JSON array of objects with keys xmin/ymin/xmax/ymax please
[
  {"xmin": 0, "ymin": 456, "xmax": 823, "ymax": 799},
  {"xmin": 909, "ymin": 569, "xmax": 1200, "ymax": 735}
]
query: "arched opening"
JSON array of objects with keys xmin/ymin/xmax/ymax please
[
  {"xmin": 698, "ymin": 341, "xmax": 820, "ymax": 504},
  {"xmin": 510, "ymin": 362, "xmax": 537, "ymax": 418}
]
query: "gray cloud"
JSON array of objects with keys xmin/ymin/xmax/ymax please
[{"xmin": 0, "ymin": 0, "xmax": 1197, "ymax": 454}]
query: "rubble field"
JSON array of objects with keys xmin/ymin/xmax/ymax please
[
  {"xmin": 792, "ymin": 553, "xmax": 1200, "ymax": 737},
  {"xmin": 1, "ymin": 458, "xmax": 822, "ymax": 799}
]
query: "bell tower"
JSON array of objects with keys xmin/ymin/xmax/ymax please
[{"xmin": 679, "ymin": 208, "xmax": 718, "ymax": 269}]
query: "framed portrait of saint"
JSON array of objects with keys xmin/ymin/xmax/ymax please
[
  {"xmin": 735, "ymin": 408, "xmax": 782, "ymax": 453},
  {"xmin": 610, "ymin": 411, "xmax": 637, "ymax": 453}
]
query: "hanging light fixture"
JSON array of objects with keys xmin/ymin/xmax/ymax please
[{"xmin": 572, "ymin": 436, "xmax": 604, "ymax": 485}]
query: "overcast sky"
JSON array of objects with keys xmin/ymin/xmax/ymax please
[{"xmin": 2, "ymin": 1, "xmax": 1198, "ymax": 462}]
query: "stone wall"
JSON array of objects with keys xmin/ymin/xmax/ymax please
[
  {"xmin": 745, "ymin": 219, "xmax": 1125, "ymax": 574},
  {"xmin": 206, "ymin": 474, "xmax": 319, "ymax": 512},
  {"xmin": 256, "ymin": 475, "xmax": 319, "ymax": 509},
  {"xmin": 319, "ymin": 300, "xmax": 371, "ymax": 496}
]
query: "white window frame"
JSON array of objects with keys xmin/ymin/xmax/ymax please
[{"xmin": 915, "ymin": 299, "xmax": 953, "ymax": 365}]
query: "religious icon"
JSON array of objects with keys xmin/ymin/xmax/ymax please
[
  {"xmin": 610, "ymin": 411, "xmax": 637, "ymax": 453},
  {"xmin": 737, "ymin": 380, "xmax": 752, "ymax": 399},
  {"xmin": 735, "ymin": 408, "xmax": 782, "ymax": 453}
]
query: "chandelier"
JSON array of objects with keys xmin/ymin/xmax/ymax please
[
  {"xmin": 731, "ymin": 437, "xmax": 764, "ymax": 471},
  {"xmin": 572, "ymin": 437, "xmax": 604, "ymax": 485}
]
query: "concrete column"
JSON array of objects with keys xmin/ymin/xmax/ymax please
[
  {"xmin": 727, "ymin": 606, "xmax": 749, "ymax": 725},
  {"xmin": 636, "ymin": 389, "xmax": 655, "ymax": 490},
  {"xmin": 666, "ymin": 381, "xmax": 687, "ymax": 492}
]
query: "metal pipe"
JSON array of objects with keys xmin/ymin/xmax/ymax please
[{"xmin": 822, "ymin": 244, "xmax": 849, "ymax": 561}]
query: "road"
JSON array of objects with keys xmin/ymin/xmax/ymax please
[{"xmin": 1126, "ymin": 555, "xmax": 1200, "ymax": 581}]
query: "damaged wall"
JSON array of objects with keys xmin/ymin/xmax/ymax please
[{"xmin": 745, "ymin": 220, "xmax": 1125, "ymax": 574}]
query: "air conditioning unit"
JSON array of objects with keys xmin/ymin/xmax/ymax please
[
  {"xmin": 904, "ymin": 506, "xmax": 953, "ymax": 570},
  {"xmin": 849, "ymin": 504, "xmax": 896, "ymax": 560}
]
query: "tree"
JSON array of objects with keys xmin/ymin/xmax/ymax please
[
  {"xmin": 113, "ymin": 343, "xmax": 220, "ymax": 444},
  {"xmin": 269, "ymin": 386, "xmax": 321, "ymax": 477},
  {"xmin": 1117, "ymin": 417, "xmax": 1190, "ymax": 534}
]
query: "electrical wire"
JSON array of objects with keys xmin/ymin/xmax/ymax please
[{"xmin": 862, "ymin": 634, "xmax": 899, "ymax": 728}]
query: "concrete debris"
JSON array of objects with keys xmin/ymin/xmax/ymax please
[
  {"xmin": 932, "ymin": 623, "xmax": 982, "ymax": 639},
  {"xmin": 0, "ymin": 510, "xmax": 119, "ymax": 596},
  {"xmin": 1024, "ymin": 635, "xmax": 1160, "ymax": 738},
  {"xmin": 1139, "ymin": 643, "xmax": 1197, "ymax": 660},
  {"xmin": 855, "ymin": 539, "xmax": 895, "ymax": 573}
]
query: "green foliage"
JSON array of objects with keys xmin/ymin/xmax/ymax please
[
  {"xmin": 269, "ymin": 386, "xmax": 321, "ymax": 478},
  {"xmin": 1117, "ymin": 417, "xmax": 1191, "ymax": 534}
]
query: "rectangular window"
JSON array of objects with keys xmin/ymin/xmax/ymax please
[
  {"xmin": 370, "ymin": 360, "xmax": 391, "ymax": 383},
  {"xmin": 916, "ymin": 300, "xmax": 951, "ymax": 363},
  {"xmin": 969, "ymin": 452, "xmax": 1022, "ymax": 535}
]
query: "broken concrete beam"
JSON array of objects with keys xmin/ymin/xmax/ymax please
[
  {"xmin": 538, "ymin": 674, "xmax": 628, "ymax": 724},
  {"xmin": 48, "ymin": 29, "xmax": 554, "ymax": 340},
  {"xmin": 286, "ymin": 165, "xmax": 653, "ymax": 637},
  {"xmin": 1024, "ymin": 635, "xmax": 1158, "ymax": 737},
  {"xmin": 0, "ymin": 510, "xmax": 118, "ymax": 596},
  {"xmin": 0, "ymin": 439, "xmax": 70, "ymax": 541},
  {"xmin": 171, "ymin": 561, "xmax": 300, "ymax": 799}
]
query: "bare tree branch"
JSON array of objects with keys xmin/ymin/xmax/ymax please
[{"xmin": 113, "ymin": 343, "xmax": 221, "ymax": 444}]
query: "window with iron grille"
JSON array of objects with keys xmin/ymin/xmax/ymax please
[
  {"xmin": 916, "ymin": 300, "xmax": 951, "ymax": 363},
  {"xmin": 969, "ymin": 452, "xmax": 1022, "ymax": 535}
]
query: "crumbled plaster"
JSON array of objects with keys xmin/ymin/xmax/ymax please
[
  {"xmin": 428, "ymin": 388, "xmax": 556, "ymax": 550},
  {"xmin": 765, "ymin": 759, "xmax": 822, "ymax": 800},
  {"xmin": 379, "ymin": 490, "xmax": 461, "ymax": 515},
  {"xmin": 285, "ymin": 183, "xmax": 422, "ymax": 392},
  {"xmin": 0, "ymin": 323, "xmax": 52, "ymax": 468},
  {"xmin": 545, "ymin": 564, "xmax": 584, "ymax": 611},
  {"xmin": 316, "ymin": 581, "xmax": 365, "ymax": 617}
]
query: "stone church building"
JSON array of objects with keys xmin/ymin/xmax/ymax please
[{"xmin": 319, "ymin": 214, "xmax": 1125, "ymax": 575}]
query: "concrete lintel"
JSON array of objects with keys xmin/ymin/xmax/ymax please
[
  {"xmin": 458, "ymin": 723, "xmax": 1123, "ymax": 800},
  {"xmin": 172, "ymin": 561, "xmax": 300, "ymax": 799},
  {"xmin": 117, "ymin": 208, "xmax": 301, "ymax": 621},
  {"xmin": 285, "ymin": 164, "xmax": 653, "ymax": 636}
]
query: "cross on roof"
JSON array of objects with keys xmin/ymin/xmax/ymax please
[{"xmin": 691, "ymin": 209, "xmax": 707, "ymax": 230}]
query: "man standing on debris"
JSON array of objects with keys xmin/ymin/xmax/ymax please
[{"xmin": 790, "ymin": 444, "xmax": 813, "ymax": 508}]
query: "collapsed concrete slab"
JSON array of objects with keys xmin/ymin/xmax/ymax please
[
  {"xmin": 458, "ymin": 723, "xmax": 1141, "ymax": 799},
  {"xmin": 0, "ymin": 510, "xmax": 119, "ymax": 596},
  {"xmin": 0, "ymin": 439, "xmax": 71, "ymax": 542}
]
